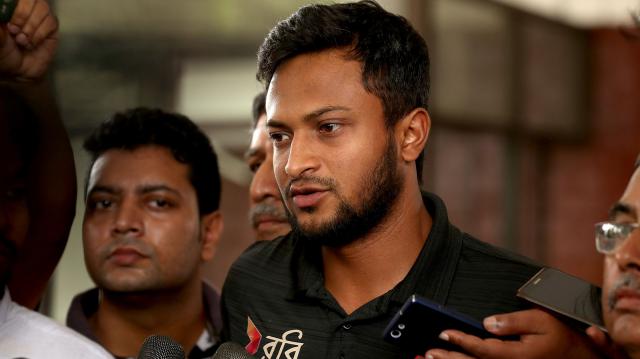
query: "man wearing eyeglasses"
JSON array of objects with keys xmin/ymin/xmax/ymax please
[
  {"xmin": 425, "ymin": 164, "xmax": 640, "ymax": 359},
  {"xmin": 591, "ymin": 157, "xmax": 640, "ymax": 359}
]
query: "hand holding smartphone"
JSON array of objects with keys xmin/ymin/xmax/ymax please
[
  {"xmin": 517, "ymin": 267, "xmax": 605, "ymax": 331},
  {"xmin": 383, "ymin": 295, "xmax": 506, "ymax": 354}
]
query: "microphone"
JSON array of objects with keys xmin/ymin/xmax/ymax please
[
  {"xmin": 136, "ymin": 334, "xmax": 185, "ymax": 359},
  {"xmin": 212, "ymin": 342, "xmax": 253, "ymax": 359},
  {"xmin": 0, "ymin": 0, "xmax": 18, "ymax": 23}
]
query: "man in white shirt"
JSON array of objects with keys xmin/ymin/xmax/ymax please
[
  {"xmin": 0, "ymin": 287, "xmax": 112, "ymax": 358},
  {"xmin": 0, "ymin": 1, "xmax": 112, "ymax": 358}
]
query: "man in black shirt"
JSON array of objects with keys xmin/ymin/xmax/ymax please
[
  {"xmin": 67, "ymin": 108, "xmax": 224, "ymax": 358},
  {"xmin": 222, "ymin": 2, "xmax": 603, "ymax": 358}
]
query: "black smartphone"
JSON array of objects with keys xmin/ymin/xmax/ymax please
[
  {"xmin": 383, "ymin": 294, "xmax": 500, "ymax": 354},
  {"xmin": 517, "ymin": 267, "xmax": 605, "ymax": 331}
]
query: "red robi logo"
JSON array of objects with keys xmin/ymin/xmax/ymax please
[{"xmin": 245, "ymin": 316, "xmax": 262, "ymax": 355}]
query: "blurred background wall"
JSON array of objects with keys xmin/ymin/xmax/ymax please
[{"xmin": 44, "ymin": 0, "xmax": 640, "ymax": 323}]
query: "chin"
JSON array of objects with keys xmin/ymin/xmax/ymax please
[
  {"xmin": 97, "ymin": 273, "xmax": 159, "ymax": 293},
  {"xmin": 609, "ymin": 314, "xmax": 640, "ymax": 354},
  {"xmin": 101, "ymin": 281, "xmax": 149, "ymax": 293}
]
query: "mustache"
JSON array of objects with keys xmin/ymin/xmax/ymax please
[
  {"xmin": 249, "ymin": 201, "xmax": 288, "ymax": 228},
  {"xmin": 285, "ymin": 176, "xmax": 337, "ymax": 198},
  {"xmin": 607, "ymin": 273, "xmax": 640, "ymax": 310}
]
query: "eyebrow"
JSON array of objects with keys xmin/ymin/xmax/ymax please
[
  {"xmin": 88, "ymin": 184, "xmax": 181, "ymax": 197},
  {"xmin": 87, "ymin": 185, "xmax": 119, "ymax": 196},
  {"xmin": 609, "ymin": 202, "xmax": 637, "ymax": 220},
  {"xmin": 138, "ymin": 184, "xmax": 181, "ymax": 196},
  {"xmin": 266, "ymin": 105, "xmax": 351, "ymax": 128}
]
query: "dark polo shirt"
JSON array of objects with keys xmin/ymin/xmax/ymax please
[
  {"xmin": 221, "ymin": 192, "xmax": 541, "ymax": 359},
  {"xmin": 67, "ymin": 282, "xmax": 223, "ymax": 359}
]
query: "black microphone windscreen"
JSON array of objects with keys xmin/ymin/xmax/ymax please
[
  {"xmin": 137, "ymin": 334, "xmax": 185, "ymax": 359},
  {"xmin": 212, "ymin": 342, "xmax": 252, "ymax": 359}
]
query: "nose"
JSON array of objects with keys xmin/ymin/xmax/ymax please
[
  {"xmin": 613, "ymin": 229, "xmax": 640, "ymax": 272},
  {"xmin": 112, "ymin": 199, "xmax": 143, "ymax": 236},
  {"xmin": 283, "ymin": 135, "xmax": 319, "ymax": 179},
  {"xmin": 250, "ymin": 157, "xmax": 282, "ymax": 203}
]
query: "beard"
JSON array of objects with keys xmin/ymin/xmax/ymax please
[{"xmin": 287, "ymin": 135, "xmax": 403, "ymax": 247}]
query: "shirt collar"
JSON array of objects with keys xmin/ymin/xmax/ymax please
[
  {"xmin": 0, "ymin": 287, "xmax": 10, "ymax": 324},
  {"xmin": 388, "ymin": 192, "xmax": 462, "ymax": 306},
  {"xmin": 67, "ymin": 282, "xmax": 222, "ymax": 358},
  {"xmin": 288, "ymin": 192, "xmax": 462, "ymax": 310}
]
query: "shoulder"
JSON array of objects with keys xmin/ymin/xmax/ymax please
[
  {"xmin": 444, "ymin": 233, "xmax": 543, "ymax": 319},
  {"xmin": 225, "ymin": 234, "xmax": 297, "ymax": 285},
  {"xmin": 221, "ymin": 234, "xmax": 301, "ymax": 342},
  {"xmin": 1, "ymin": 301, "xmax": 112, "ymax": 358},
  {"xmin": 203, "ymin": 281, "xmax": 223, "ymax": 334},
  {"xmin": 222, "ymin": 234, "xmax": 299, "ymax": 310},
  {"xmin": 459, "ymin": 233, "xmax": 541, "ymax": 276},
  {"xmin": 66, "ymin": 287, "xmax": 99, "ymax": 333}
]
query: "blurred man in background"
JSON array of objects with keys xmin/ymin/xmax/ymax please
[
  {"xmin": 588, "ymin": 155, "xmax": 640, "ymax": 359},
  {"xmin": 0, "ymin": 0, "xmax": 76, "ymax": 311},
  {"xmin": 0, "ymin": 0, "xmax": 112, "ymax": 357},
  {"xmin": 67, "ymin": 108, "xmax": 224, "ymax": 358},
  {"xmin": 245, "ymin": 92, "xmax": 290, "ymax": 241}
]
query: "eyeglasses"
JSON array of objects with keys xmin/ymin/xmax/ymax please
[{"xmin": 595, "ymin": 221, "xmax": 640, "ymax": 254}]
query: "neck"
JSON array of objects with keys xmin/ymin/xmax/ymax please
[
  {"xmin": 322, "ymin": 181, "xmax": 431, "ymax": 315},
  {"xmin": 90, "ymin": 279, "xmax": 206, "ymax": 357}
]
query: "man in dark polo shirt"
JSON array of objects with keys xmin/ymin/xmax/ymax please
[
  {"xmin": 67, "ymin": 108, "xmax": 224, "ymax": 358},
  {"xmin": 222, "ymin": 2, "xmax": 604, "ymax": 359}
]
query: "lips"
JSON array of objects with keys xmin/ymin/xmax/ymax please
[
  {"xmin": 108, "ymin": 247, "xmax": 146, "ymax": 266},
  {"xmin": 289, "ymin": 185, "xmax": 329, "ymax": 209},
  {"xmin": 254, "ymin": 214, "xmax": 288, "ymax": 227},
  {"xmin": 613, "ymin": 287, "xmax": 640, "ymax": 311}
]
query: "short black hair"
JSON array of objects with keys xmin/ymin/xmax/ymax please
[
  {"xmin": 251, "ymin": 91, "xmax": 267, "ymax": 130},
  {"xmin": 84, "ymin": 107, "xmax": 221, "ymax": 215},
  {"xmin": 257, "ymin": 0, "xmax": 429, "ymax": 181}
]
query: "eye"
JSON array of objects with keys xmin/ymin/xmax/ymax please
[
  {"xmin": 247, "ymin": 158, "xmax": 263, "ymax": 173},
  {"xmin": 269, "ymin": 132, "xmax": 291, "ymax": 146},
  {"xmin": 318, "ymin": 122, "xmax": 341, "ymax": 134},
  {"xmin": 93, "ymin": 199, "xmax": 113, "ymax": 210},
  {"xmin": 149, "ymin": 198, "xmax": 172, "ymax": 209},
  {"xmin": 249, "ymin": 161, "xmax": 262, "ymax": 173}
]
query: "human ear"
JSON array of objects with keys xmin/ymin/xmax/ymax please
[
  {"xmin": 397, "ymin": 108, "xmax": 430, "ymax": 162},
  {"xmin": 200, "ymin": 211, "xmax": 223, "ymax": 261}
]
